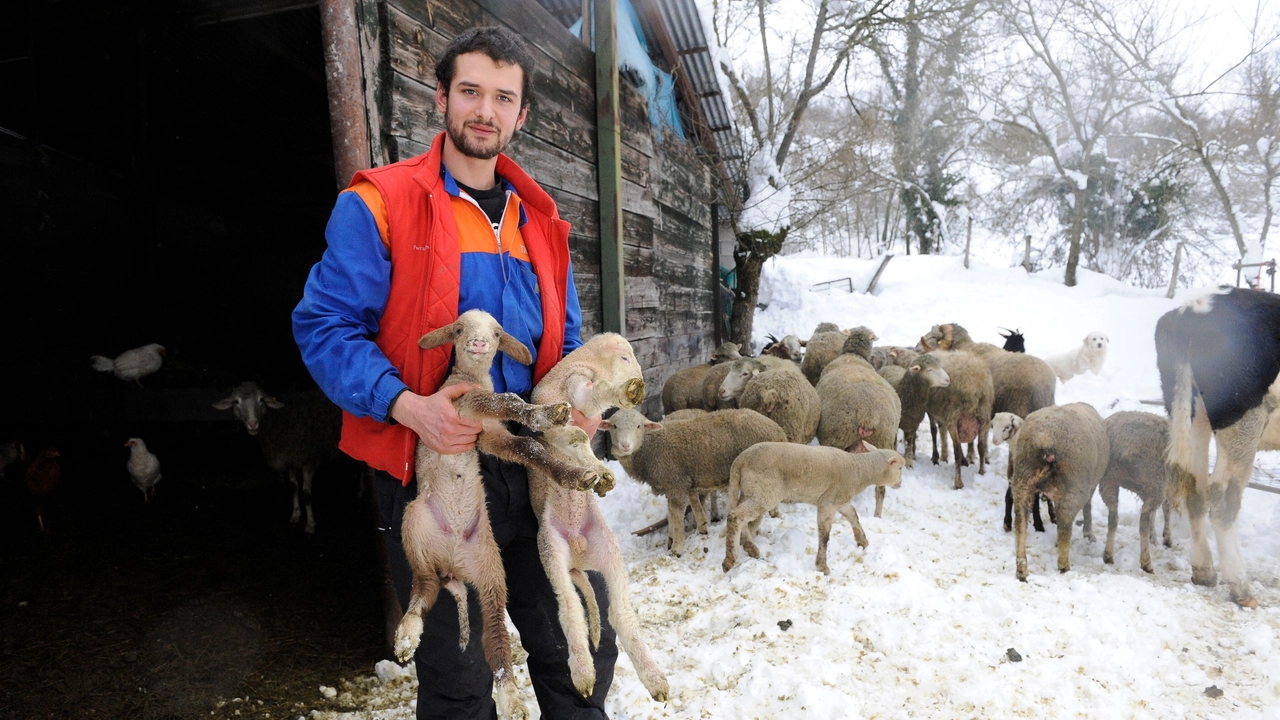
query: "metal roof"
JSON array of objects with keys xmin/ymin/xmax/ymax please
[{"xmin": 536, "ymin": 0, "xmax": 744, "ymax": 200}]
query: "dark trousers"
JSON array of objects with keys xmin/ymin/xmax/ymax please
[{"xmin": 374, "ymin": 450, "xmax": 617, "ymax": 720}]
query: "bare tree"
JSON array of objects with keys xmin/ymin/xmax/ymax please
[{"xmin": 713, "ymin": 0, "xmax": 893, "ymax": 346}]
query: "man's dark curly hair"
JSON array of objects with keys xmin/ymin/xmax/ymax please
[{"xmin": 435, "ymin": 26, "xmax": 536, "ymax": 110}]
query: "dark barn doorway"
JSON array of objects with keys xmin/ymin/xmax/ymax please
[{"xmin": 0, "ymin": 2, "xmax": 385, "ymax": 717}]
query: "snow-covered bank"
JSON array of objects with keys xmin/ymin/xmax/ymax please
[{"xmin": 309, "ymin": 255, "xmax": 1280, "ymax": 720}]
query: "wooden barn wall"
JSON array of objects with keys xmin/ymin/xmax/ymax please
[{"xmin": 378, "ymin": 0, "xmax": 715, "ymax": 417}]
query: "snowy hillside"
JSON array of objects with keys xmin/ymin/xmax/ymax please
[{"xmin": 310, "ymin": 255, "xmax": 1280, "ymax": 720}]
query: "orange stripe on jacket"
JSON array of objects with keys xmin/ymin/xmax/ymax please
[
  {"xmin": 347, "ymin": 181, "xmax": 390, "ymax": 249},
  {"xmin": 450, "ymin": 193, "xmax": 530, "ymax": 262}
]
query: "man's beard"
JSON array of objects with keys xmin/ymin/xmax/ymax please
[{"xmin": 444, "ymin": 109, "xmax": 512, "ymax": 160}]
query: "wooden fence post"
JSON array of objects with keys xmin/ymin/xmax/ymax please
[
  {"xmin": 594, "ymin": 0, "xmax": 625, "ymax": 335},
  {"xmin": 1166, "ymin": 242, "xmax": 1183, "ymax": 299},
  {"xmin": 963, "ymin": 216, "xmax": 972, "ymax": 269}
]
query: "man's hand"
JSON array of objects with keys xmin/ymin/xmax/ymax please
[
  {"xmin": 390, "ymin": 384, "xmax": 483, "ymax": 454},
  {"xmin": 570, "ymin": 407, "xmax": 601, "ymax": 439}
]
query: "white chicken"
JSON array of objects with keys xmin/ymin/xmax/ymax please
[
  {"xmin": 124, "ymin": 438, "xmax": 162, "ymax": 502},
  {"xmin": 91, "ymin": 344, "xmax": 165, "ymax": 387}
]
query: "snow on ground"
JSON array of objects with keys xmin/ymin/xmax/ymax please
[{"xmin": 309, "ymin": 254, "xmax": 1280, "ymax": 720}]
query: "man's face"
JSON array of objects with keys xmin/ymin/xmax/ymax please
[{"xmin": 437, "ymin": 52, "xmax": 528, "ymax": 160}]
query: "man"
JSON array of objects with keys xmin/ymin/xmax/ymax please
[{"xmin": 293, "ymin": 26, "xmax": 618, "ymax": 719}]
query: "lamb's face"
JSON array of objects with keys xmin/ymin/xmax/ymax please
[
  {"xmin": 1084, "ymin": 332, "xmax": 1109, "ymax": 352},
  {"xmin": 455, "ymin": 311, "xmax": 505, "ymax": 362},
  {"xmin": 598, "ymin": 408, "xmax": 661, "ymax": 457},
  {"xmin": 914, "ymin": 362, "xmax": 950, "ymax": 388},
  {"xmin": 718, "ymin": 359, "xmax": 761, "ymax": 401},
  {"xmin": 213, "ymin": 382, "xmax": 284, "ymax": 436},
  {"xmin": 879, "ymin": 451, "xmax": 905, "ymax": 489},
  {"xmin": 990, "ymin": 413, "xmax": 1022, "ymax": 446}
]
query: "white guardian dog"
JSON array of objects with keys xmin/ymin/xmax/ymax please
[{"xmin": 1045, "ymin": 331, "xmax": 1109, "ymax": 382}]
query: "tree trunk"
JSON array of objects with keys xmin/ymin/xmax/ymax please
[
  {"xmin": 1065, "ymin": 188, "xmax": 1087, "ymax": 287},
  {"xmin": 728, "ymin": 228, "xmax": 788, "ymax": 349}
]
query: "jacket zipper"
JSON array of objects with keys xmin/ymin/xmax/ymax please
[{"xmin": 460, "ymin": 191, "xmax": 510, "ymax": 283}]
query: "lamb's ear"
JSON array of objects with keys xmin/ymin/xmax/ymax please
[
  {"xmin": 266, "ymin": 397, "xmax": 285, "ymax": 409},
  {"xmin": 862, "ymin": 440, "xmax": 877, "ymax": 452},
  {"xmin": 598, "ymin": 419, "xmax": 614, "ymax": 431},
  {"xmin": 498, "ymin": 330, "xmax": 533, "ymax": 365},
  {"xmin": 419, "ymin": 322, "xmax": 458, "ymax": 350},
  {"xmin": 888, "ymin": 454, "xmax": 905, "ymax": 468},
  {"xmin": 908, "ymin": 363, "xmax": 922, "ymax": 374},
  {"xmin": 645, "ymin": 421, "xmax": 664, "ymax": 431},
  {"xmin": 213, "ymin": 397, "xmax": 235, "ymax": 410}
]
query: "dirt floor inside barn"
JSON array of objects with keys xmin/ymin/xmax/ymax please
[{"xmin": 0, "ymin": 422, "xmax": 390, "ymax": 720}]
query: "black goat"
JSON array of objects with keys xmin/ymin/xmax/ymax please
[
  {"xmin": 998, "ymin": 328, "xmax": 1026, "ymax": 353},
  {"xmin": 1155, "ymin": 287, "xmax": 1280, "ymax": 607}
]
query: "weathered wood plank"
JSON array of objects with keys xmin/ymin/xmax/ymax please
[
  {"xmin": 622, "ymin": 211, "xmax": 653, "ymax": 249},
  {"xmin": 471, "ymin": 0, "xmax": 594, "ymax": 80},
  {"xmin": 505, "ymin": 132, "xmax": 599, "ymax": 201}
]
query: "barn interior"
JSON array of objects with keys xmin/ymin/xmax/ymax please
[{"xmin": 0, "ymin": 2, "xmax": 385, "ymax": 717}]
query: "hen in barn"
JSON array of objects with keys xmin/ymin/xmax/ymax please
[
  {"xmin": 124, "ymin": 438, "xmax": 162, "ymax": 502},
  {"xmin": 91, "ymin": 344, "xmax": 166, "ymax": 387},
  {"xmin": 0, "ymin": 441, "xmax": 23, "ymax": 479},
  {"xmin": 23, "ymin": 447, "xmax": 62, "ymax": 531}
]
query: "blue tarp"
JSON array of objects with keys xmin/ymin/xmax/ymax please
[{"xmin": 571, "ymin": 0, "xmax": 687, "ymax": 142}]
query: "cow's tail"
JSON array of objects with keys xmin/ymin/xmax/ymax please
[{"xmin": 1166, "ymin": 361, "xmax": 1211, "ymax": 498}]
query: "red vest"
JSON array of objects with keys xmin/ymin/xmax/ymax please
[{"xmin": 339, "ymin": 133, "xmax": 572, "ymax": 483}]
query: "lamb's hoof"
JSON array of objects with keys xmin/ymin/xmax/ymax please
[
  {"xmin": 1003, "ymin": 520, "xmax": 1012, "ymax": 533},
  {"xmin": 1235, "ymin": 595, "xmax": 1259, "ymax": 609},
  {"xmin": 1033, "ymin": 523, "xmax": 1046, "ymax": 533},
  {"xmin": 495, "ymin": 679, "xmax": 529, "ymax": 720},
  {"xmin": 817, "ymin": 562, "xmax": 831, "ymax": 575},
  {"xmin": 722, "ymin": 557, "xmax": 735, "ymax": 572},
  {"xmin": 530, "ymin": 402, "xmax": 573, "ymax": 430},
  {"xmin": 623, "ymin": 378, "xmax": 646, "ymax": 407},
  {"xmin": 1059, "ymin": 565, "xmax": 1070, "ymax": 574},
  {"xmin": 1163, "ymin": 538, "xmax": 1172, "ymax": 549},
  {"xmin": 1191, "ymin": 567, "xmax": 1218, "ymax": 587},
  {"xmin": 570, "ymin": 663, "xmax": 596, "ymax": 699},
  {"xmin": 393, "ymin": 616, "xmax": 423, "ymax": 663},
  {"xmin": 1103, "ymin": 553, "xmax": 1114, "ymax": 565},
  {"xmin": 642, "ymin": 672, "xmax": 670, "ymax": 702},
  {"xmin": 1141, "ymin": 562, "xmax": 1154, "ymax": 574},
  {"xmin": 1016, "ymin": 562, "xmax": 1028, "ymax": 582},
  {"xmin": 954, "ymin": 480, "xmax": 964, "ymax": 490},
  {"xmin": 743, "ymin": 542, "xmax": 760, "ymax": 559},
  {"xmin": 591, "ymin": 469, "xmax": 616, "ymax": 497},
  {"xmin": 290, "ymin": 509, "xmax": 302, "ymax": 526}
]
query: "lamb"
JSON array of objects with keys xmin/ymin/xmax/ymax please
[
  {"xmin": 801, "ymin": 328, "xmax": 850, "ymax": 385},
  {"xmin": 878, "ymin": 353, "xmax": 950, "ymax": 467},
  {"xmin": 599, "ymin": 407, "xmax": 786, "ymax": 556},
  {"xmin": 701, "ymin": 361, "xmax": 739, "ymax": 410},
  {"xmin": 722, "ymin": 442, "xmax": 905, "ymax": 574},
  {"xmin": 991, "ymin": 412, "xmax": 1054, "ymax": 533},
  {"xmin": 392, "ymin": 310, "xmax": 583, "ymax": 720},
  {"xmin": 214, "ymin": 381, "xmax": 341, "ymax": 534},
  {"xmin": 661, "ymin": 342, "xmax": 742, "ymax": 413},
  {"xmin": 527, "ymin": 335, "xmax": 669, "ymax": 702},
  {"xmin": 761, "ymin": 334, "xmax": 804, "ymax": 361},
  {"xmin": 1155, "ymin": 287, "xmax": 1280, "ymax": 607},
  {"xmin": 924, "ymin": 350, "xmax": 994, "ymax": 489},
  {"xmin": 1045, "ymin": 331, "xmax": 1110, "ymax": 382},
  {"xmin": 718, "ymin": 357, "xmax": 819, "ymax": 444},
  {"xmin": 1099, "ymin": 411, "xmax": 1173, "ymax": 573},
  {"xmin": 1011, "ymin": 403, "xmax": 1110, "ymax": 581},
  {"xmin": 815, "ymin": 328, "xmax": 902, "ymax": 517}
]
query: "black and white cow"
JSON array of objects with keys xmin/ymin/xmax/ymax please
[{"xmin": 1155, "ymin": 286, "xmax": 1280, "ymax": 607}]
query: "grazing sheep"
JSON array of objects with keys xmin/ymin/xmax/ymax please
[
  {"xmin": 722, "ymin": 442, "xmax": 905, "ymax": 574},
  {"xmin": 992, "ymin": 412, "xmax": 1054, "ymax": 533},
  {"xmin": 999, "ymin": 328, "xmax": 1027, "ymax": 353},
  {"xmin": 1046, "ymin": 332, "xmax": 1110, "ymax": 382},
  {"xmin": 815, "ymin": 328, "xmax": 902, "ymax": 517},
  {"xmin": 214, "ymin": 381, "xmax": 341, "ymax": 534},
  {"xmin": 528, "ymin": 335, "xmax": 669, "ymax": 703},
  {"xmin": 1155, "ymin": 287, "xmax": 1280, "ymax": 607},
  {"xmin": 393, "ymin": 310, "xmax": 578, "ymax": 720},
  {"xmin": 717, "ymin": 357, "xmax": 817, "ymax": 444},
  {"xmin": 801, "ymin": 329, "xmax": 850, "ymax": 385},
  {"xmin": 599, "ymin": 407, "xmax": 786, "ymax": 556},
  {"xmin": 878, "ymin": 354, "xmax": 950, "ymax": 468},
  {"xmin": 661, "ymin": 342, "xmax": 742, "ymax": 413},
  {"xmin": 1100, "ymin": 411, "xmax": 1173, "ymax": 573},
  {"xmin": 1011, "ymin": 403, "xmax": 1110, "ymax": 581},
  {"xmin": 925, "ymin": 351, "xmax": 994, "ymax": 489}
]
